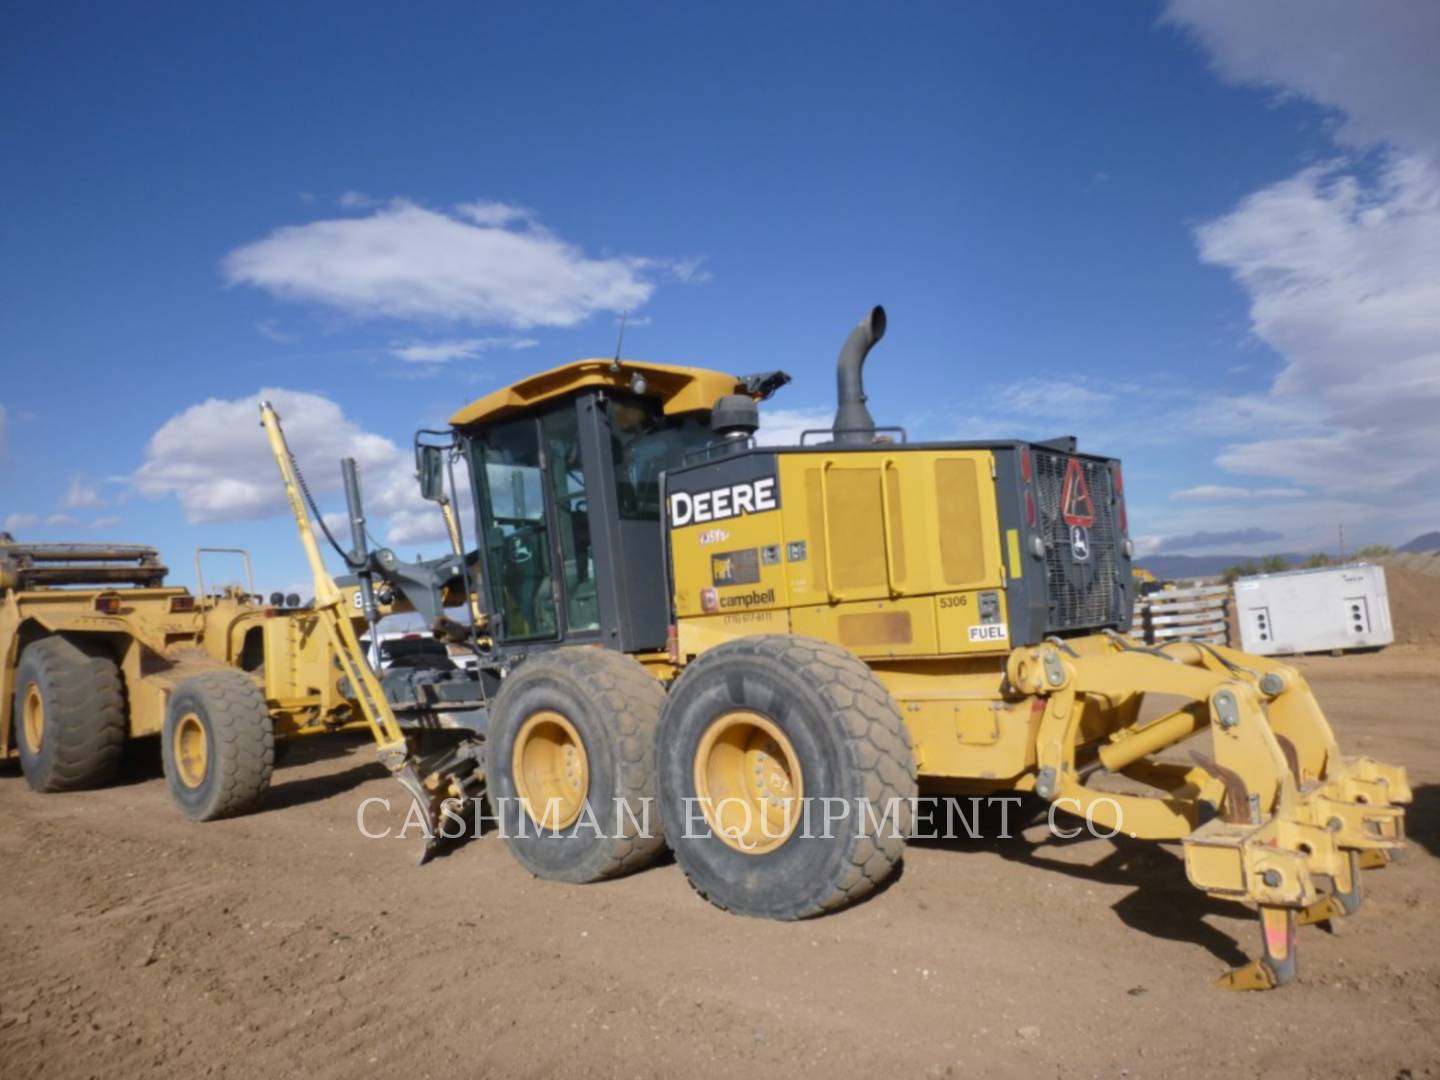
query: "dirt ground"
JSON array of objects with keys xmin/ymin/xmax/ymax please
[
  {"xmin": 2, "ymin": 647, "xmax": 1437, "ymax": 1080},
  {"xmin": 1384, "ymin": 564, "xmax": 1440, "ymax": 646}
]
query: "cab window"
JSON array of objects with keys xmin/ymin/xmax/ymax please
[{"xmin": 609, "ymin": 400, "xmax": 714, "ymax": 521}]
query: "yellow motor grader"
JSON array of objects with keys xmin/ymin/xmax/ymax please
[
  {"xmin": 0, "ymin": 541, "xmax": 429, "ymax": 819},
  {"xmin": 261, "ymin": 306, "xmax": 1409, "ymax": 989}
]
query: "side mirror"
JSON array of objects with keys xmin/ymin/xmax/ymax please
[{"xmin": 417, "ymin": 445, "xmax": 446, "ymax": 502}]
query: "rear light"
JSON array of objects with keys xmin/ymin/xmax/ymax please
[
  {"xmin": 1025, "ymin": 490, "xmax": 1037, "ymax": 528},
  {"xmin": 1111, "ymin": 461, "xmax": 1128, "ymax": 532},
  {"xmin": 94, "ymin": 594, "xmax": 122, "ymax": 614},
  {"xmin": 1020, "ymin": 446, "xmax": 1032, "ymax": 484},
  {"xmin": 168, "ymin": 595, "xmax": 195, "ymax": 613}
]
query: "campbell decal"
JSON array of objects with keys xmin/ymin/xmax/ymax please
[{"xmin": 718, "ymin": 588, "xmax": 775, "ymax": 610}]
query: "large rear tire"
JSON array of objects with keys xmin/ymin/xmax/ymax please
[
  {"xmin": 13, "ymin": 636, "xmax": 127, "ymax": 792},
  {"xmin": 657, "ymin": 635, "xmax": 916, "ymax": 919},
  {"xmin": 161, "ymin": 671, "xmax": 274, "ymax": 821},
  {"xmin": 487, "ymin": 647, "xmax": 666, "ymax": 883}
]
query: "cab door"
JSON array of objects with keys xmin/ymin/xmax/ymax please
[
  {"xmin": 473, "ymin": 415, "xmax": 560, "ymax": 643},
  {"xmin": 471, "ymin": 403, "xmax": 602, "ymax": 644}
]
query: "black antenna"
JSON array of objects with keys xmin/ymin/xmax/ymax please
[{"xmin": 611, "ymin": 311, "xmax": 628, "ymax": 372}]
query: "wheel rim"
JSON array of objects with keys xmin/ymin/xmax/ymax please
[
  {"xmin": 512, "ymin": 710, "xmax": 589, "ymax": 830},
  {"xmin": 694, "ymin": 710, "xmax": 804, "ymax": 855},
  {"xmin": 173, "ymin": 712, "xmax": 209, "ymax": 789},
  {"xmin": 22, "ymin": 684, "xmax": 44, "ymax": 752}
]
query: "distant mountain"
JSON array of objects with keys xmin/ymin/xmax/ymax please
[
  {"xmin": 1400, "ymin": 531, "xmax": 1440, "ymax": 553},
  {"xmin": 1138, "ymin": 553, "xmax": 1309, "ymax": 581}
]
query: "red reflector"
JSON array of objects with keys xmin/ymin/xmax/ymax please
[
  {"xmin": 94, "ymin": 595, "xmax": 122, "ymax": 614},
  {"xmin": 1020, "ymin": 447, "xmax": 1032, "ymax": 483},
  {"xmin": 1060, "ymin": 458, "xmax": 1096, "ymax": 528},
  {"xmin": 1025, "ymin": 490, "xmax": 1037, "ymax": 528},
  {"xmin": 168, "ymin": 595, "xmax": 195, "ymax": 613}
]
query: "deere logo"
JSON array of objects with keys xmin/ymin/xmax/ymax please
[
  {"xmin": 669, "ymin": 478, "xmax": 778, "ymax": 527},
  {"xmin": 1070, "ymin": 525, "xmax": 1091, "ymax": 563}
]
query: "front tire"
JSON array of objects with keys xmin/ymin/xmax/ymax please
[
  {"xmin": 14, "ymin": 636, "xmax": 127, "ymax": 792},
  {"xmin": 487, "ymin": 647, "xmax": 666, "ymax": 883},
  {"xmin": 657, "ymin": 635, "xmax": 916, "ymax": 920},
  {"xmin": 161, "ymin": 671, "xmax": 274, "ymax": 821}
]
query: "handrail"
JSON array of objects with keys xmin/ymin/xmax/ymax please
[
  {"xmin": 819, "ymin": 461, "xmax": 840, "ymax": 603},
  {"xmin": 194, "ymin": 547, "xmax": 253, "ymax": 599},
  {"xmin": 879, "ymin": 458, "xmax": 905, "ymax": 597}
]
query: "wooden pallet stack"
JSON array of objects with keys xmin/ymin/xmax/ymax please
[{"xmin": 1133, "ymin": 583, "xmax": 1231, "ymax": 646}]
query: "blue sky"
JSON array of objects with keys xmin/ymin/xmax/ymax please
[{"xmin": 3, "ymin": 2, "xmax": 1438, "ymax": 594}]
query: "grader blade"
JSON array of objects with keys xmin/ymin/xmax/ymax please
[
  {"xmin": 1011, "ymin": 634, "xmax": 1410, "ymax": 989},
  {"xmin": 392, "ymin": 761, "xmax": 446, "ymax": 865},
  {"xmin": 396, "ymin": 740, "xmax": 487, "ymax": 865}
]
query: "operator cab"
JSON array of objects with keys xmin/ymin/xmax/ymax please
[{"xmin": 444, "ymin": 360, "xmax": 787, "ymax": 656}]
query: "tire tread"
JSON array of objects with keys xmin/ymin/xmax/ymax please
[
  {"xmin": 15, "ymin": 636, "xmax": 127, "ymax": 792},
  {"xmin": 666, "ymin": 634, "xmax": 916, "ymax": 919},
  {"xmin": 163, "ymin": 670, "xmax": 274, "ymax": 821},
  {"xmin": 492, "ymin": 647, "xmax": 666, "ymax": 881}
]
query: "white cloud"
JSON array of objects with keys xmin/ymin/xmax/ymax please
[
  {"xmin": 1195, "ymin": 154, "xmax": 1440, "ymax": 502},
  {"xmin": 1162, "ymin": 0, "xmax": 1440, "ymax": 152},
  {"xmin": 667, "ymin": 256, "xmax": 712, "ymax": 285},
  {"xmin": 1172, "ymin": 485, "xmax": 1306, "ymax": 501},
  {"xmin": 338, "ymin": 190, "xmax": 379, "ymax": 210},
  {"xmin": 389, "ymin": 336, "xmax": 538, "ymax": 364},
  {"xmin": 90, "ymin": 515, "xmax": 121, "ymax": 529},
  {"xmin": 0, "ymin": 403, "xmax": 7, "ymax": 462},
  {"xmin": 133, "ymin": 387, "xmax": 454, "ymax": 547},
  {"xmin": 256, "ymin": 319, "xmax": 298, "ymax": 344},
  {"xmin": 3, "ymin": 512, "xmax": 38, "ymax": 533},
  {"xmin": 453, "ymin": 200, "xmax": 535, "ymax": 227},
  {"xmin": 756, "ymin": 406, "xmax": 835, "ymax": 447},
  {"xmin": 45, "ymin": 513, "xmax": 78, "ymax": 528},
  {"xmin": 62, "ymin": 476, "xmax": 104, "ymax": 510},
  {"xmin": 222, "ymin": 199, "xmax": 690, "ymax": 330},
  {"xmin": 1164, "ymin": 1, "xmax": 1440, "ymax": 529},
  {"xmin": 993, "ymin": 378, "xmax": 1116, "ymax": 415}
]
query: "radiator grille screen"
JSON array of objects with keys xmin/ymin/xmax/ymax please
[{"xmin": 1033, "ymin": 451, "xmax": 1120, "ymax": 632}]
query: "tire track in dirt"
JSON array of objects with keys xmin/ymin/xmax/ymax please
[{"xmin": 3, "ymin": 654, "xmax": 1439, "ymax": 1079}]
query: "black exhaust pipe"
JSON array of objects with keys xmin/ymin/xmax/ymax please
[{"xmin": 833, "ymin": 305, "xmax": 886, "ymax": 444}]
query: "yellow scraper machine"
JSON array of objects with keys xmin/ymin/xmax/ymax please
[{"xmin": 263, "ymin": 306, "xmax": 1408, "ymax": 989}]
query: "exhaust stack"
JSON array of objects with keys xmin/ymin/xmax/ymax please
[{"xmin": 833, "ymin": 305, "xmax": 886, "ymax": 444}]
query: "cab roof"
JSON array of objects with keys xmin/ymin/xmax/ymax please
[{"xmin": 449, "ymin": 358, "xmax": 745, "ymax": 429}]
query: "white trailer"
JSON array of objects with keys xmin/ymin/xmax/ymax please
[{"xmin": 1233, "ymin": 563, "xmax": 1394, "ymax": 656}]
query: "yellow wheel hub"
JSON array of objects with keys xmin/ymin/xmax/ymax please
[
  {"xmin": 694, "ymin": 710, "xmax": 804, "ymax": 855},
  {"xmin": 173, "ymin": 712, "xmax": 209, "ymax": 789},
  {"xmin": 22, "ymin": 684, "xmax": 44, "ymax": 752},
  {"xmin": 512, "ymin": 710, "xmax": 589, "ymax": 830}
]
